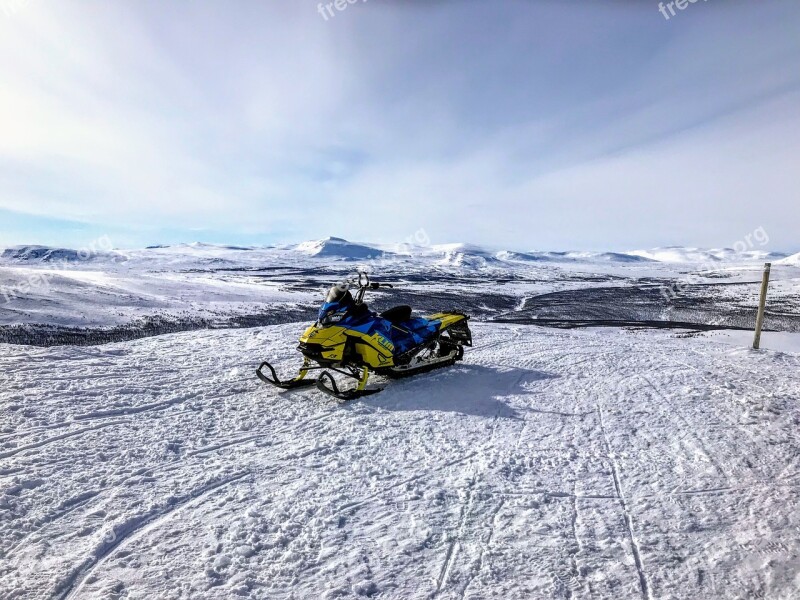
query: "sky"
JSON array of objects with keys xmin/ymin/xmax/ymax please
[{"xmin": 0, "ymin": 0, "xmax": 799, "ymax": 252}]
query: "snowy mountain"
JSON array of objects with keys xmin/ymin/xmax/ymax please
[
  {"xmin": 3, "ymin": 240, "xmax": 794, "ymax": 268},
  {"xmin": 180, "ymin": 242, "xmax": 256, "ymax": 251},
  {"xmin": 1, "ymin": 245, "xmax": 113, "ymax": 262},
  {"xmin": 427, "ymin": 244, "xmax": 651, "ymax": 267},
  {"xmin": 778, "ymin": 252, "xmax": 800, "ymax": 266},
  {"xmin": 430, "ymin": 243, "xmax": 500, "ymax": 267},
  {"xmin": 293, "ymin": 237, "xmax": 385, "ymax": 260},
  {"xmin": 629, "ymin": 246, "xmax": 787, "ymax": 263},
  {"xmin": 1, "ymin": 238, "xmax": 798, "ymax": 337},
  {"xmin": 499, "ymin": 250, "xmax": 653, "ymax": 263},
  {"xmin": 563, "ymin": 251, "xmax": 654, "ymax": 263},
  {"xmin": 142, "ymin": 242, "xmax": 261, "ymax": 254}
]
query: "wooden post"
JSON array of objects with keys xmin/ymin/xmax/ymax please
[{"xmin": 753, "ymin": 262, "xmax": 771, "ymax": 350}]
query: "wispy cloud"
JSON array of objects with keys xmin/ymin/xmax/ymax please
[{"xmin": 0, "ymin": 0, "xmax": 798, "ymax": 250}]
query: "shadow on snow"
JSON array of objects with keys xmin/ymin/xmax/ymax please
[{"xmin": 357, "ymin": 364, "xmax": 557, "ymax": 418}]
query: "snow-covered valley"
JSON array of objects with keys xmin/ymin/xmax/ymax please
[
  {"xmin": 2, "ymin": 323, "xmax": 800, "ymax": 599},
  {"xmin": 1, "ymin": 240, "xmax": 799, "ymax": 346}
]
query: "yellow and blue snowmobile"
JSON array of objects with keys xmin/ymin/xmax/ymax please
[{"xmin": 256, "ymin": 273, "xmax": 472, "ymax": 401}]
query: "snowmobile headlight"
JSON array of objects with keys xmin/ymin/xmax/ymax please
[{"xmin": 321, "ymin": 310, "xmax": 346, "ymax": 325}]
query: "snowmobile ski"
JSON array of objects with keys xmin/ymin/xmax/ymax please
[
  {"xmin": 316, "ymin": 369, "xmax": 382, "ymax": 402},
  {"xmin": 255, "ymin": 360, "xmax": 317, "ymax": 390}
]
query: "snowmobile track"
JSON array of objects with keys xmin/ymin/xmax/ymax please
[
  {"xmin": 70, "ymin": 391, "xmax": 205, "ymax": 420},
  {"xmin": 461, "ymin": 497, "xmax": 506, "ymax": 599},
  {"xmin": 434, "ymin": 483, "xmax": 475, "ymax": 598},
  {"xmin": 598, "ymin": 406, "xmax": 650, "ymax": 600},
  {"xmin": 633, "ymin": 371, "xmax": 729, "ymax": 482},
  {"xmin": 0, "ymin": 420, "xmax": 130, "ymax": 459},
  {"xmin": 334, "ymin": 451, "xmax": 482, "ymax": 518},
  {"xmin": 567, "ymin": 489, "xmax": 582, "ymax": 598},
  {"xmin": 3, "ymin": 491, "xmax": 100, "ymax": 560},
  {"xmin": 54, "ymin": 471, "xmax": 250, "ymax": 600}
]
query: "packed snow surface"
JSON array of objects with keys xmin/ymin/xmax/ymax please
[{"xmin": 2, "ymin": 323, "xmax": 799, "ymax": 599}]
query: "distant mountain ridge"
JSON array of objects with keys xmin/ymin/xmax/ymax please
[
  {"xmin": 2, "ymin": 245, "xmax": 91, "ymax": 262},
  {"xmin": 2, "ymin": 240, "xmax": 796, "ymax": 265},
  {"xmin": 628, "ymin": 246, "xmax": 788, "ymax": 263},
  {"xmin": 497, "ymin": 250, "xmax": 654, "ymax": 263},
  {"xmin": 145, "ymin": 242, "xmax": 257, "ymax": 251},
  {"xmin": 778, "ymin": 252, "xmax": 800, "ymax": 266}
]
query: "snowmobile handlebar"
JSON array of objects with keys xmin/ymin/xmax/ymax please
[
  {"xmin": 354, "ymin": 272, "xmax": 392, "ymax": 290},
  {"xmin": 352, "ymin": 273, "xmax": 393, "ymax": 304}
]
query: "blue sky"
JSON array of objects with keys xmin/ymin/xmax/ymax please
[{"xmin": 0, "ymin": 0, "xmax": 798, "ymax": 251}]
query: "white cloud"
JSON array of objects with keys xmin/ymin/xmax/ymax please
[{"xmin": 0, "ymin": 0, "xmax": 798, "ymax": 249}]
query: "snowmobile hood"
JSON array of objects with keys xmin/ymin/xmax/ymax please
[{"xmin": 318, "ymin": 300, "xmax": 349, "ymax": 324}]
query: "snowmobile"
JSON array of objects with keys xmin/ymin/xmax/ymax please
[{"xmin": 256, "ymin": 272, "xmax": 472, "ymax": 401}]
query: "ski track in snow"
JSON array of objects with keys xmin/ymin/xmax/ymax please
[
  {"xmin": 1, "ymin": 323, "xmax": 800, "ymax": 599},
  {"xmin": 54, "ymin": 471, "xmax": 252, "ymax": 600}
]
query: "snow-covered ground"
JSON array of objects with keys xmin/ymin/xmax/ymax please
[{"xmin": 2, "ymin": 323, "xmax": 800, "ymax": 599}]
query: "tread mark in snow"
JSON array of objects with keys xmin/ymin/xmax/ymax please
[
  {"xmin": 53, "ymin": 471, "xmax": 250, "ymax": 600},
  {"xmin": 635, "ymin": 372, "xmax": 728, "ymax": 482},
  {"xmin": 3, "ymin": 491, "xmax": 100, "ymax": 558},
  {"xmin": 468, "ymin": 332, "xmax": 520, "ymax": 355},
  {"xmin": 186, "ymin": 408, "xmax": 335, "ymax": 456},
  {"xmin": 565, "ymin": 484, "xmax": 583, "ymax": 599},
  {"xmin": 334, "ymin": 452, "xmax": 480, "ymax": 517},
  {"xmin": 71, "ymin": 391, "xmax": 205, "ymax": 420},
  {"xmin": 514, "ymin": 420, "xmax": 528, "ymax": 450},
  {"xmin": 435, "ymin": 484, "xmax": 474, "ymax": 597},
  {"xmin": 0, "ymin": 420, "xmax": 130, "ymax": 459},
  {"xmin": 435, "ymin": 540, "xmax": 458, "ymax": 596},
  {"xmin": 187, "ymin": 434, "xmax": 265, "ymax": 456},
  {"xmin": 670, "ymin": 354, "xmax": 793, "ymax": 480},
  {"xmin": 0, "ymin": 421, "xmax": 86, "ymax": 444},
  {"xmin": 598, "ymin": 406, "xmax": 650, "ymax": 600},
  {"xmin": 461, "ymin": 497, "xmax": 505, "ymax": 599}
]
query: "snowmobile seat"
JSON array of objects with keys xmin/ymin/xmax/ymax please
[
  {"xmin": 349, "ymin": 302, "xmax": 371, "ymax": 319},
  {"xmin": 380, "ymin": 305, "xmax": 412, "ymax": 324}
]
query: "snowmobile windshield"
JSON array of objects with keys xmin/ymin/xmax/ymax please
[
  {"xmin": 319, "ymin": 285, "xmax": 353, "ymax": 324},
  {"xmin": 325, "ymin": 285, "xmax": 352, "ymax": 305}
]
